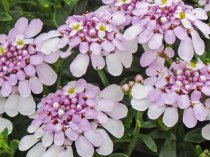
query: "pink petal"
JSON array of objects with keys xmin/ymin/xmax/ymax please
[
  {"xmin": 138, "ymin": 30, "xmax": 154, "ymax": 44},
  {"xmin": 90, "ymin": 54, "xmax": 105, "ymax": 70},
  {"xmin": 163, "ymin": 107, "xmax": 178, "ymax": 127},
  {"xmin": 65, "ymin": 128, "xmax": 79, "ymax": 141},
  {"xmin": 70, "ymin": 54, "xmax": 90, "ymax": 77},
  {"xmin": 101, "ymin": 40, "xmax": 115, "ymax": 53},
  {"xmin": 44, "ymin": 51, "xmax": 60, "ymax": 64},
  {"xmin": 148, "ymin": 33, "xmax": 163, "ymax": 49},
  {"xmin": 29, "ymin": 76, "xmax": 43, "ymax": 94},
  {"xmin": 147, "ymin": 104, "xmax": 166, "ymax": 120},
  {"xmin": 90, "ymin": 42, "xmax": 101, "ymax": 55},
  {"xmin": 18, "ymin": 80, "xmax": 31, "ymax": 97},
  {"xmin": 15, "ymin": 17, "xmax": 28, "ymax": 34},
  {"xmin": 177, "ymin": 95, "xmax": 191, "ymax": 109},
  {"xmin": 183, "ymin": 107, "xmax": 197, "ymax": 128},
  {"xmin": 54, "ymin": 131, "xmax": 64, "ymax": 146},
  {"xmin": 173, "ymin": 26, "xmax": 188, "ymax": 40},
  {"xmin": 24, "ymin": 19, "xmax": 43, "ymax": 38},
  {"xmin": 164, "ymin": 30, "xmax": 176, "ymax": 44},
  {"xmin": 75, "ymin": 136, "xmax": 94, "ymax": 157},
  {"xmin": 202, "ymin": 86, "xmax": 210, "ymax": 96},
  {"xmin": 79, "ymin": 42, "xmax": 89, "ymax": 54},
  {"xmin": 79, "ymin": 118, "xmax": 90, "ymax": 131},
  {"xmin": 30, "ymin": 55, "xmax": 44, "ymax": 65},
  {"xmin": 140, "ymin": 51, "xmax": 157, "ymax": 67},
  {"xmin": 190, "ymin": 30, "xmax": 205, "ymax": 55},
  {"xmin": 178, "ymin": 37, "xmax": 194, "ymax": 61},
  {"xmin": 84, "ymin": 129, "xmax": 103, "ymax": 147},
  {"xmin": 1, "ymin": 81, "xmax": 12, "ymax": 97},
  {"xmin": 123, "ymin": 24, "xmax": 143, "ymax": 40},
  {"xmin": 36, "ymin": 63, "xmax": 57, "ymax": 86},
  {"xmin": 193, "ymin": 103, "xmax": 207, "ymax": 121}
]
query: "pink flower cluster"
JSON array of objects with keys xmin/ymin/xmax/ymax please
[
  {"xmin": 0, "ymin": 17, "xmax": 58, "ymax": 117},
  {"xmin": 19, "ymin": 79, "xmax": 127, "ymax": 157},
  {"xmin": 57, "ymin": 12, "xmax": 138, "ymax": 77},
  {"xmin": 131, "ymin": 60, "xmax": 210, "ymax": 128},
  {"xmin": 123, "ymin": 0, "xmax": 210, "ymax": 61}
]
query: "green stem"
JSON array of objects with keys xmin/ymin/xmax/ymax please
[
  {"xmin": 126, "ymin": 111, "xmax": 143, "ymax": 156},
  {"xmin": 97, "ymin": 69, "xmax": 110, "ymax": 87}
]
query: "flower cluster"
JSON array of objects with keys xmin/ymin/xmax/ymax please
[
  {"xmin": 124, "ymin": 0, "xmax": 210, "ymax": 61},
  {"xmin": 57, "ymin": 12, "xmax": 138, "ymax": 77},
  {"xmin": 0, "ymin": 17, "xmax": 59, "ymax": 117},
  {"xmin": 19, "ymin": 79, "xmax": 128, "ymax": 157},
  {"xmin": 131, "ymin": 60, "xmax": 210, "ymax": 128}
]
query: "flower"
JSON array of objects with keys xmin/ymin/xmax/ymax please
[
  {"xmin": 199, "ymin": 0, "xmax": 210, "ymax": 12},
  {"xmin": 131, "ymin": 60, "xmax": 210, "ymax": 128},
  {"xmin": 19, "ymin": 79, "xmax": 128, "ymax": 157},
  {"xmin": 123, "ymin": 0, "xmax": 210, "ymax": 61},
  {"xmin": 140, "ymin": 44, "xmax": 174, "ymax": 68},
  {"xmin": 0, "ymin": 17, "xmax": 59, "ymax": 116},
  {"xmin": 57, "ymin": 12, "xmax": 137, "ymax": 77}
]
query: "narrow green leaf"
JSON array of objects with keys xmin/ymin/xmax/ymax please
[
  {"xmin": 159, "ymin": 139, "xmax": 176, "ymax": 157},
  {"xmin": 142, "ymin": 121, "xmax": 157, "ymax": 129},
  {"xmin": 64, "ymin": 0, "xmax": 78, "ymax": 5},
  {"xmin": 109, "ymin": 153, "xmax": 129, "ymax": 157},
  {"xmin": 138, "ymin": 134, "xmax": 157, "ymax": 152},
  {"xmin": 38, "ymin": 0, "xmax": 49, "ymax": 8},
  {"xmin": 148, "ymin": 130, "xmax": 176, "ymax": 140},
  {"xmin": 0, "ymin": 12, "xmax": 12, "ymax": 21},
  {"xmin": 184, "ymin": 128, "xmax": 205, "ymax": 143},
  {"xmin": 10, "ymin": 140, "xmax": 19, "ymax": 150}
]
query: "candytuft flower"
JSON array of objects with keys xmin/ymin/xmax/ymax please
[
  {"xmin": 0, "ymin": 17, "xmax": 59, "ymax": 117},
  {"xmin": 199, "ymin": 0, "xmax": 210, "ymax": 12},
  {"xmin": 131, "ymin": 60, "xmax": 210, "ymax": 128},
  {"xmin": 124, "ymin": 0, "xmax": 210, "ymax": 61},
  {"xmin": 58, "ymin": 12, "xmax": 138, "ymax": 77},
  {"xmin": 19, "ymin": 79, "xmax": 128, "ymax": 157}
]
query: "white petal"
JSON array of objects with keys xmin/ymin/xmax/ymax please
[
  {"xmin": 115, "ymin": 50, "xmax": 133, "ymax": 68},
  {"xmin": 90, "ymin": 54, "xmax": 105, "ymax": 70},
  {"xmin": 58, "ymin": 146, "xmax": 73, "ymax": 157},
  {"xmin": 26, "ymin": 142, "xmax": 46, "ymax": 157},
  {"xmin": 19, "ymin": 95, "xmax": 36, "ymax": 116},
  {"xmin": 96, "ymin": 129, "xmax": 113, "ymax": 156},
  {"xmin": 202, "ymin": 124, "xmax": 210, "ymax": 140},
  {"xmin": 42, "ymin": 133, "xmax": 53, "ymax": 147},
  {"xmin": 178, "ymin": 37, "xmax": 194, "ymax": 61},
  {"xmin": 40, "ymin": 38, "xmax": 60, "ymax": 55},
  {"xmin": 0, "ymin": 117, "xmax": 13, "ymax": 134},
  {"xmin": 4, "ymin": 94, "xmax": 19, "ymax": 117},
  {"xmin": 131, "ymin": 83, "xmax": 154, "ymax": 99},
  {"xmin": 123, "ymin": 24, "xmax": 143, "ymax": 40},
  {"xmin": 84, "ymin": 129, "xmax": 103, "ymax": 147},
  {"xmin": 106, "ymin": 53, "xmax": 123, "ymax": 76},
  {"xmin": 131, "ymin": 98, "xmax": 151, "ymax": 111},
  {"xmin": 19, "ymin": 135, "xmax": 39, "ymax": 151},
  {"xmin": 102, "ymin": 118, "xmax": 124, "ymax": 138},
  {"xmin": 100, "ymin": 84, "xmax": 124, "ymax": 102},
  {"xmin": 70, "ymin": 54, "xmax": 90, "ymax": 77},
  {"xmin": 163, "ymin": 107, "xmax": 179, "ymax": 127},
  {"xmin": 43, "ymin": 145, "xmax": 61, "ymax": 157},
  {"xmin": 147, "ymin": 104, "xmax": 166, "ymax": 120},
  {"xmin": 75, "ymin": 136, "xmax": 94, "ymax": 157},
  {"xmin": 106, "ymin": 103, "xmax": 128, "ymax": 120},
  {"xmin": 190, "ymin": 30, "xmax": 205, "ymax": 55},
  {"xmin": 148, "ymin": 33, "xmax": 163, "ymax": 49}
]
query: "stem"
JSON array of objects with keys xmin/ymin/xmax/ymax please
[
  {"xmin": 126, "ymin": 111, "xmax": 143, "ymax": 156},
  {"xmin": 97, "ymin": 69, "xmax": 109, "ymax": 87}
]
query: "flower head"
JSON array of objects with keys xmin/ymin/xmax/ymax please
[
  {"xmin": 19, "ymin": 79, "xmax": 128, "ymax": 157},
  {"xmin": 131, "ymin": 60, "xmax": 210, "ymax": 128},
  {"xmin": 124, "ymin": 0, "xmax": 210, "ymax": 61},
  {"xmin": 0, "ymin": 17, "xmax": 59, "ymax": 116},
  {"xmin": 58, "ymin": 12, "xmax": 138, "ymax": 77}
]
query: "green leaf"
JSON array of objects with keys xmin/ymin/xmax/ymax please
[
  {"xmin": 148, "ymin": 130, "xmax": 176, "ymax": 140},
  {"xmin": 64, "ymin": 0, "xmax": 79, "ymax": 5},
  {"xmin": 138, "ymin": 134, "xmax": 157, "ymax": 153},
  {"xmin": 0, "ymin": 12, "xmax": 12, "ymax": 21},
  {"xmin": 108, "ymin": 153, "xmax": 129, "ymax": 157},
  {"xmin": 184, "ymin": 128, "xmax": 205, "ymax": 143},
  {"xmin": 10, "ymin": 140, "xmax": 19, "ymax": 150},
  {"xmin": 1, "ymin": 129, "xmax": 9, "ymax": 142},
  {"xmin": 37, "ymin": 0, "xmax": 49, "ymax": 8},
  {"xmin": 53, "ymin": 7, "xmax": 68, "ymax": 27},
  {"xmin": 74, "ymin": 0, "xmax": 88, "ymax": 14},
  {"xmin": 142, "ymin": 121, "xmax": 157, "ymax": 129},
  {"xmin": 159, "ymin": 139, "xmax": 176, "ymax": 157}
]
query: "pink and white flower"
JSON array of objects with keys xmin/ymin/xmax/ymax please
[
  {"xmin": 19, "ymin": 79, "xmax": 128, "ymax": 157},
  {"xmin": 131, "ymin": 60, "xmax": 210, "ymax": 128},
  {"xmin": 57, "ymin": 12, "xmax": 138, "ymax": 77},
  {"xmin": 124, "ymin": 0, "xmax": 210, "ymax": 61},
  {"xmin": 0, "ymin": 17, "xmax": 59, "ymax": 116}
]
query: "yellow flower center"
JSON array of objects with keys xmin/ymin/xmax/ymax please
[
  {"xmin": 0, "ymin": 47, "xmax": 6, "ymax": 55},
  {"xmin": 179, "ymin": 11, "xmax": 186, "ymax": 19},
  {"xmin": 73, "ymin": 23, "xmax": 81, "ymax": 31},
  {"xmin": 121, "ymin": 0, "xmax": 127, "ymax": 2},
  {"xmin": 190, "ymin": 62, "xmax": 196, "ymax": 67},
  {"xmin": 161, "ymin": 0, "xmax": 167, "ymax": 4},
  {"xmin": 99, "ymin": 24, "xmax": 106, "ymax": 31},
  {"xmin": 17, "ymin": 39, "xmax": 24, "ymax": 46},
  {"xmin": 68, "ymin": 88, "xmax": 75, "ymax": 94}
]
